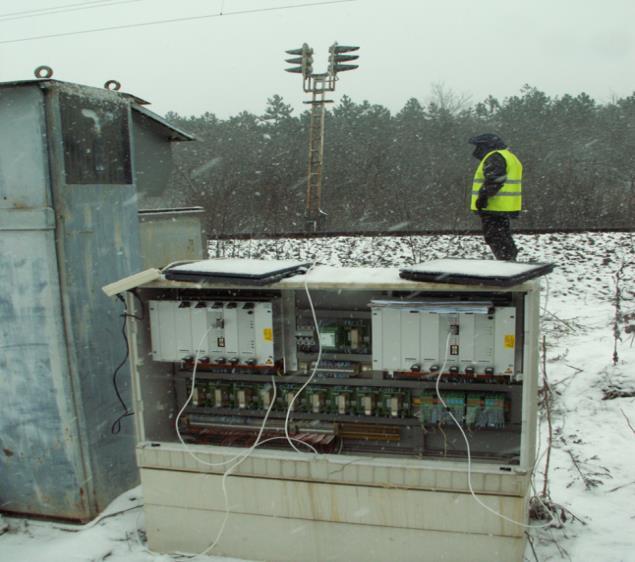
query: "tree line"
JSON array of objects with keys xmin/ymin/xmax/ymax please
[{"xmin": 162, "ymin": 85, "xmax": 635, "ymax": 237}]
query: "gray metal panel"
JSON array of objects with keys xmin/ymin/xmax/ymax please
[
  {"xmin": 44, "ymin": 84, "xmax": 142, "ymax": 517},
  {"xmin": 138, "ymin": 214, "xmax": 204, "ymax": 269},
  {"xmin": 0, "ymin": 86, "xmax": 51, "ymax": 209},
  {"xmin": 0, "ymin": 230, "xmax": 89, "ymax": 519},
  {"xmin": 0, "ymin": 83, "xmax": 90, "ymax": 519},
  {"xmin": 131, "ymin": 111, "xmax": 174, "ymax": 203},
  {"xmin": 131, "ymin": 104, "xmax": 195, "ymax": 141},
  {"xmin": 149, "ymin": 300, "xmax": 178, "ymax": 361},
  {"xmin": 0, "ymin": 208, "xmax": 55, "ymax": 230},
  {"xmin": 48, "ymin": 182, "xmax": 142, "ymax": 515}
]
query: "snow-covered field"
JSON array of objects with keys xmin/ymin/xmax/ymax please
[{"xmin": 2, "ymin": 232, "xmax": 634, "ymax": 562}]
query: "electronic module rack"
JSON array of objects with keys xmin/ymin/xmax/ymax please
[{"xmin": 115, "ymin": 263, "xmax": 544, "ymax": 562}]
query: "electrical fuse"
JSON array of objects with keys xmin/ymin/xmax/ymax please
[
  {"xmin": 389, "ymin": 396, "xmax": 400, "ymax": 418},
  {"xmin": 361, "ymin": 395, "xmax": 374, "ymax": 416},
  {"xmin": 286, "ymin": 391, "xmax": 296, "ymax": 411},
  {"xmin": 261, "ymin": 387, "xmax": 272, "ymax": 409},
  {"xmin": 311, "ymin": 393, "xmax": 323, "ymax": 414},
  {"xmin": 336, "ymin": 394, "xmax": 348, "ymax": 415}
]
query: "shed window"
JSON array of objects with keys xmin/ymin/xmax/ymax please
[{"xmin": 60, "ymin": 92, "xmax": 132, "ymax": 185}]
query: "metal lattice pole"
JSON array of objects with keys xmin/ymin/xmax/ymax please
[
  {"xmin": 284, "ymin": 42, "xmax": 359, "ymax": 233},
  {"xmin": 305, "ymin": 80, "xmax": 327, "ymax": 231}
]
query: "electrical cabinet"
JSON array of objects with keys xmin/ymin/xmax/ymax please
[{"xmin": 120, "ymin": 265, "xmax": 542, "ymax": 562}]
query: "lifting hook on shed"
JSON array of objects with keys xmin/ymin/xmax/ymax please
[
  {"xmin": 34, "ymin": 65, "xmax": 53, "ymax": 79},
  {"xmin": 104, "ymin": 80, "xmax": 122, "ymax": 91}
]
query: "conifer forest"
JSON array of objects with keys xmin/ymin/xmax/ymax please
[{"xmin": 164, "ymin": 86, "xmax": 635, "ymax": 237}]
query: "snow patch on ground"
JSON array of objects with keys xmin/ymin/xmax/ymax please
[{"xmin": 0, "ymin": 487, "xmax": 241, "ymax": 562}]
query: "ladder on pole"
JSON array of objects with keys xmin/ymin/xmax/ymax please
[{"xmin": 305, "ymin": 79, "xmax": 327, "ymax": 232}]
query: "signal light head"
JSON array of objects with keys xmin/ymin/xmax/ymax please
[
  {"xmin": 331, "ymin": 64, "xmax": 359, "ymax": 73},
  {"xmin": 331, "ymin": 54, "xmax": 358, "ymax": 63},
  {"xmin": 285, "ymin": 42, "xmax": 359, "ymax": 78},
  {"xmin": 284, "ymin": 43, "xmax": 313, "ymax": 77},
  {"xmin": 328, "ymin": 42, "xmax": 360, "ymax": 75},
  {"xmin": 330, "ymin": 44, "xmax": 360, "ymax": 54}
]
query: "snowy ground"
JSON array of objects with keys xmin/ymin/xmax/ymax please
[{"xmin": 2, "ymin": 232, "xmax": 634, "ymax": 562}]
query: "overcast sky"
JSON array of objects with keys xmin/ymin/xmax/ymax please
[{"xmin": 0, "ymin": 0, "xmax": 634, "ymax": 118}]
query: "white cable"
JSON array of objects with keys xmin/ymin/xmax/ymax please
[
  {"xmin": 194, "ymin": 376, "xmax": 279, "ymax": 557},
  {"xmin": 433, "ymin": 332, "xmax": 558, "ymax": 529},
  {"xmin": 174, "ymin": 328, "xmax": 320, "ymax": 559},
  {"xmin": 283, "ymin": 261, "xmax": 323, "ymax": 454},
  {"xmin": 195, "ymin": 435, "xmax": 319, "ymax": 559},
  {"xmin": 160, "ymin": 259, "xmax": 196, "ymax": 273},
  {"xmin": 174, "ymin": 329, "xmax": 318, "ymax": 469}
]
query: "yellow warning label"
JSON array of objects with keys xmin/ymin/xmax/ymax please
[
  {"xmin": 504, "ymin": 335, "xmax": 515, "ymax": 348},
  {"xmin": 263, "ymin": 328, "xmax": 273, "ymax": 341}
]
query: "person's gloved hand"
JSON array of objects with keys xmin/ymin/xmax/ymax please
[{"xmin": 476, "ymin": 193, "xmax": 488, "ymax": 210}]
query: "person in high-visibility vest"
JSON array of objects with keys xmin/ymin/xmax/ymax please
[{"xmin": 468, "ymin": 133, "xmax": 522, "ymax": 261}]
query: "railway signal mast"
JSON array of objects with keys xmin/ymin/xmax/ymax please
[{"xmin": 285, "ymin": 42, "xmax": 360, "ymax": 232}]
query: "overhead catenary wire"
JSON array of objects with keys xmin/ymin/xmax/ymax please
[
  {"xmin": 0, "ymin": 0, "xmax": 117, "ymax": 19},
  {"xmin": 0, "ymin": 0, "xmax": 356, "ymax": 45},
  {"xmin": 0, "ymin": 0, "xmax": 142, "ymax": 23}
]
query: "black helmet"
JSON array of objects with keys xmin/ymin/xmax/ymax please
[{"xmin": 468, "ymin": 133, "xmax": 507, "ymax": 150}]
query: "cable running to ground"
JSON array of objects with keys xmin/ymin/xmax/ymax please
[
  {"xmin": 283, "ymin": 261, "xmax": 323, "ymax": 453},
  {"xmin": 433, "ymin": 332, "xmax": 557, "ymax": 529},
  {"xmin": 111, "ymin": 294, "xmax": 136, "ymax": 434}
]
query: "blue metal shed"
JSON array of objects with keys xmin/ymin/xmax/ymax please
[{"xmin": 0, "ymin": 78, "xmax": 193, "ymax": 521}]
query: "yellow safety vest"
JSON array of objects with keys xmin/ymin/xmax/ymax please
[{"xmin": 470, "ymin": 149, "xmax": 523, "ymax": 212}]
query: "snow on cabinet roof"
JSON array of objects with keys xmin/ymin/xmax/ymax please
[
  {"xmin": 277, "ymin": 264, "xmax": 535, "ymax": 290},
  {"xmin": 168, "ymin": 258, "xmax": 310, "ymax": 276},
  {"xmin": 282, "ymin": 265, "xmax": 403, "ymax": 286},
  {"xmin": 103, "ymin": 260, "xmax": 547, "ymax": 295},
  {"xmin": 406, "ymin": 259, "xmax": 542, "ymax": 276},
  {"xmin": 164, "ymin": 258, "xmax": 312, "ymax": 284},
  {"xmin": 399, "ymin": 258, "xmax": 554, "ymax": 286}
]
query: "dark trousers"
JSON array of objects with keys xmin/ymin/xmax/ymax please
[{"xmin": 481, "ymin": 214, "xmax": 518, "ymax": 261}]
